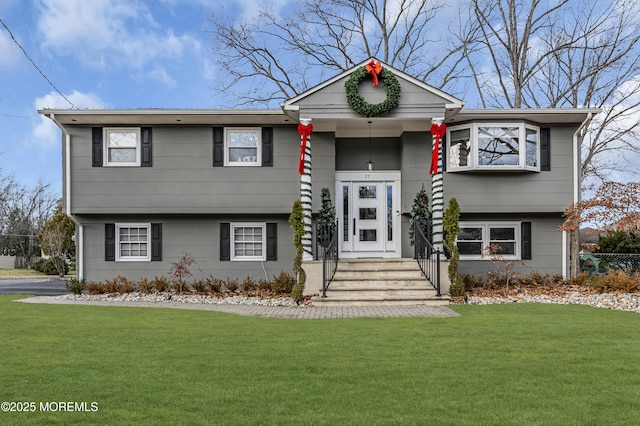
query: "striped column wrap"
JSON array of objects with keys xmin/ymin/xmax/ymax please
[
  {"xmin": 431, "ymin": 138, "xmax": 444, "ymax": 253},
  {"xmin": 299, "ymin": 121, "xmax": 313, "ymax": 260}
]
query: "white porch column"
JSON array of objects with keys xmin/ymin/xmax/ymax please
[
  {"xmin": 298, "ymin": 118, "xmax": 313, "ymax": 260},
  {"xmin": 430, "ymin": 120, "xmax": 446, "ymax": 253}
]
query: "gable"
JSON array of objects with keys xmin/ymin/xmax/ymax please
[{"xmin": 283, "ymin": 58, "xmax": 463, "ymax": 120}]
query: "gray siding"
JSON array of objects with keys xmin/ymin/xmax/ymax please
[
  {"xmin": 309, "ymin": 132, "xmax": 336, "ymax": 211},
  {"xmin": 335, "ymin": 137, "xmax": 401, "ymax": 171},
  {"xmin": 400, "ymin": 132, "xmax": 432, "ymax": 213},
  {"xmin": 78, "ymin": 215, "xmax": 296, "ymax": 284},
  {"xmin": 70, "ymin": 126, "xmax": 302, "ymax": 214},
  {"xmin": 456, "ymin": 215, "xmax": 566, "ymax": 276},
  {"xmin": 444, "ymin": 126, "xmax": 576, "ymax": 213}
]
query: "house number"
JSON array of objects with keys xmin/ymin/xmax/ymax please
[{"xmin": 364, "ymin": 173, "xmax": 371, "ymax": 179}]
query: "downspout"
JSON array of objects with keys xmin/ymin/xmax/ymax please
[
  {"xmin": 564, "ymin": 112, "xmax": 592, "ymax": 279},
  {"xmin": 47, "ymin": 114, "xmax": 84, "ymax": 280}
]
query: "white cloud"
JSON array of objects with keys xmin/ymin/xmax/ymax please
[
  {"xmin": 33, "ymin": 90, "xmax": 106, "ymax": 147},
  {"xmin": 36, "ymin": 0, "xmax": 201, "ymax": 70},
  {"xmin": 147, "ymin": 65, "xmax": 177, "ymax": 88}
]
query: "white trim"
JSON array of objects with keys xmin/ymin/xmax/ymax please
[
  {"xmin": 335, "ymin": 171, "xmax": 401, "ymax": 259},
  {"xmin": 562, "ymin": 230, "xmax": 568, "ymax": 279},
  {"xmin": 224, "ymin": 127, "xmax": 262, "ymax": 166},
  {"xmin": 230, "ymin": 222, "xmax": 267, "ymax": 261},
  {"xmin": 115, "ymin": 223, "xmax": 151, "ymax": 262},
  {"xmin": 457, "ymin": 221, "xmax": 521, "ymax": 260},
  {"xmin": 49, "ymin": 114, "xmax": 84, "ymax": 279},
  {"xmin": 103, "ymin": 127, "xmax": 141, "ymax": 167}
]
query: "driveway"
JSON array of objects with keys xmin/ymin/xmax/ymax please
[{"xmin": 0, "ymin": 278, "xmax": 69, "ymax": 296}]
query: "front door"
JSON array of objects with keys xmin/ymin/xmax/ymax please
[{"xmin": 336, "ymin": 171, "xmax": 400, "ymax": 258}]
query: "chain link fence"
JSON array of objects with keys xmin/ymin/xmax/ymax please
[{"xmin": 579, "ymin": 252, "xmax": 640, "ymax": 275}]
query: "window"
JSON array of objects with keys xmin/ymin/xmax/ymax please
[
  {"xmin": 224, "ymin": 128, "xmax": 261, "ymax": 166},
  {"xmin": 116, "ymin": 223, "xmax": 150, "ymax": 261},
  {"xmin": 104, "ymin": 128, "xmax": 141, "ymax": 166},
  {"xmin": 456, "ymin": 222, "xmax": 520, "ymax": 260},
  {"xmin": 447, "ymin": 123, "xmax": 540, "ymax": 171},
  {"xmin": 231, "ymin": 223, "xmax": 266, "ymax": 261}
]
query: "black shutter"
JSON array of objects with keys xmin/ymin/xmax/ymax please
[
  {"xmin": 141, "ymin": 127, "xmax": 152, "ymax": 167},
  {"xmin": 213, "ymin": 127, "xmax": 224, "ymax": 167},
  {"xmin": 105, "ymin": 223, "xmax": 115, "ymax": 261},
  {"xmin": 220, "ymin": 223, "xmax": 230, "ymax": 261},
  {"xmin": 540, "ymin": 128, "xmax": 551, "ymax": 171},
  {"xmin": 92, "ymin": 127, "xmax": 103, "ymax": 167},
  {"xmin": 151, "ymin": 223, "xmax": 162, "ymax": 261},
  {"xmin": 266, "ymin": 223, "xmax": 277, "ymax": 261},
  {"xmin": 262, "ymin": 127, "xmax": 273, "ymax": 167},
  {"xmin": 521, "ymin": 221, "xmax": 532, "ymax": 260}
]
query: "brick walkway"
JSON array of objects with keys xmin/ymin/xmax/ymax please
[{"xmin": 16, "ymin": 296, "xmax": 459, "ymax": 319}]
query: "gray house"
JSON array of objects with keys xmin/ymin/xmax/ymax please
[{"xmin": 40, "ymin": 59, "xmax": 597, "ymax": 295}]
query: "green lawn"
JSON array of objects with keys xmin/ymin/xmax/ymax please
[
  {"xmin": 1, "ymin": 295, "xmax": 639, "ymax": 425},
  {"xmin": 0, "ymin": 269, "xmax": 47, "ymax": 277},
  {"xmin": 0, "ymin": 269, "xmax": 75, "ymax": 278}
]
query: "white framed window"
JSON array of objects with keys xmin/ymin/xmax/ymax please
[
  {"xmin": 224, "ymin": 128, "xmax": 261, "ymax": 166},
  {"xmin": 116, "ymin": 223, "xmax": 151, "ymax": 261},
  {"xmin": 457, "ymin": 222, "xmax": 520, "ymax": 260},
  {"xmin": 447, "ymin": 123, "xmax": 540, "ymax": 172},
  {"xmin": 231, "ymin": 223, "xmax": 266, "ymax": 261},
  {"xmin": 104, "ymin": 128, "xmax": 141, "ymax": 166}
]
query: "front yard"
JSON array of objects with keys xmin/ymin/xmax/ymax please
[{"xmin": 1, "ymin": 295, "xmax": 639, "ymax": 425}]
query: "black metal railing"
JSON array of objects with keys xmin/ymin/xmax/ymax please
[
  {"xmin": 414, "ymin": 219, "xmax": 441, "ymax": 297},
  {"xmin": 316, "ymin": 220, "xmax": 339, "ymax": 298}
]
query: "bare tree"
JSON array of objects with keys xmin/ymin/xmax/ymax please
[
  {"xmin": 208, "ymin": 0, "xmax": 469, "ymax": 107},
  {"xmin": 39, "ymin": 200, "xmax": 75, "ymax": 276},
  {"xmin": 463, "ymin": 0, "xmax": 640, "ymax": 183},
  {"xmin": 0, "ymin": 169, "xmax": 57, "ymax": 268}
]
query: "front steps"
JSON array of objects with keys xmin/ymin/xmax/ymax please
[{"xmin": 311, "ymin": 258, "xmax": 450, "ymax": 306}]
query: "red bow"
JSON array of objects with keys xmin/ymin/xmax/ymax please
[
  {"xmin": 430, "ymin": 123, "xmax": 446, "ymax": 175},
  {"xmin": 298, "ymin": 123, "xmax": 313, "ymax": 174},
  {"xmin": 365, "ymin": 60, "xmax": 383, "ymax": 87}
]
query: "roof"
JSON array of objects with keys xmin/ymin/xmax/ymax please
[
  {"xmin": 38, "ymin": 108, "xmax": 293, "ymax": 126},
  {"xmin": 448, "ymin": 108, "xmax": 601, "ymax": 125}
]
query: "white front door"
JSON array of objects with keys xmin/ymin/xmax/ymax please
[{"xmin": 336, "ymin": 171, "xmax": 400, "ymax": 258}]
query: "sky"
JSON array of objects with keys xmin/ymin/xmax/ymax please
[
  {"xmin": 0, "ymin": 0, "xmax": 252, "ymax": 195},
  {"xmin": 0, "ymin": 0, "xmax": 637, "ymax": 198}
]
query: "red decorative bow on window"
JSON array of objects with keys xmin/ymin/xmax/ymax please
[
  {"xmin": 365, "ymin": 60, "xmax": 383, "ymax": 87},
  {"xmin": 430, "ymin": 123, "xmax": 446, "ymax": 175},
  {"xmin": 297, "ymin": 123, "xmax": 313, "ymax": 174}
]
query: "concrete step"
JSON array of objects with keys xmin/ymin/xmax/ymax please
[
  {"xmin": 314, "ymin": 257, "xmax": 448, "ymax": 307},
  {"xmin": 330, "ymin": 278, "xmax": 431, "ymax": 288},
  {"xmin": 326, "ymin": 287, "xmax": 438, "ymax": 298},
  {"xmin": 310, "ymin": 295, "xmax": 450, "ymax": 307},
  {"xmin": 337, "ymin": 258, "xmax": 420, "ymax": 270},
  {"xmin": 335, "ymin": 270, "xmax": 425, "ymax": 279}
]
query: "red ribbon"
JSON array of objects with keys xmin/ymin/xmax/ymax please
[
  {"xmin": 365, "ymin": 59, "xmax": 382, "ymax": 87},
  {"xmin": 430, "ymin": 123, "xmax": 446, "ymax": 175},
  {"xmin": 297, "ymin": 123, "xmax": 313, "ymax": 174}
]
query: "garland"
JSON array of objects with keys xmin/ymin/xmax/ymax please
[{"xmin": 345, "ymin": 66, "xmax": 401, "ymax": 117}]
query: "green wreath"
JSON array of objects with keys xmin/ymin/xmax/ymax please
[{"xmin": 345, "ymin": 66, "xmax": 401, "ymax": 117}]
